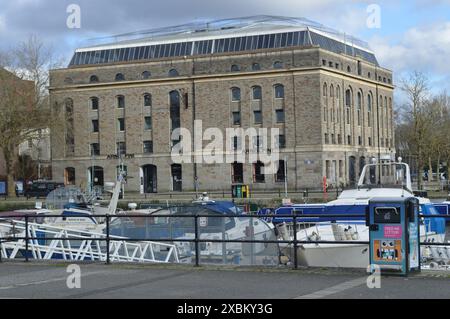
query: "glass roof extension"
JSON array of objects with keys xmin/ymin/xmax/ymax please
[{"xmin": 69, "ymin": 15, "xmax": 378, "ymax": 67}]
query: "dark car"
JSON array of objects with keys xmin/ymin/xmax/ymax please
[{"xmin": 24, "ymin": 181, "xmax": 65, "ymax": 199}]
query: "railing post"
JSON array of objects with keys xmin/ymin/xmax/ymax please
[
  {"xmin": 293, "ymin": 214, "xmax": 298, "ymax": 269},
  {"xmin": 194, "ymin": 214, "xmax": 200, "ymax": 267},
  {"xmin": 106, "ymin": 214, "xmax": 110, "ymax": 265},
  {"xmin": 25, "ymin": 215, "xmax": 29, "ymax": 262}
]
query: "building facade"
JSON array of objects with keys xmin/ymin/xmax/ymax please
[{"xmin": 49, "ymin": 16, "xmax": 395, "ymax": 193}]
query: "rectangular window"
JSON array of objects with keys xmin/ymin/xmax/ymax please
[
  {"xmin": 117, "ymin": 96, "xmax": 125, "ymax": 108},
  {"xmin": 117, "ymin": 142, "xmax": 126, "ymax": 156},
  {"xmin": 91, "ymin": 98, "xmax": 99, "ymax": 110},
  {"xmin": 90, "ymin": 143, "xmax": 100, "ymax": 156},
  {"xmin": 143, "ymin": 141, "xmax": 153, "ymax": 154},
  {"xmin": 92, "ymin": 119, "xmax": 99, "ymax": 133},
  {"xmin": 253, "ymin": 162, "xmax": 265, "ymax": 183},
  {"xmin": 232, "ymin": 112, "xmax": 241, "ymax": 126},
  {"xmin": 347, "ymin": 135, "xmax": 352, "ymax": 145},
  {"xmin": 358, "ymin": 136, "xmax": 362, "ymax": 145},
  {"xmin": 232, "ymin": 162, "xmax": 243, "ymax": 184},
  {"xmin": 118, "ymin": 118, "xmax": 125, "ymax": 132},
  {"xmin": 253, "ymin": 110, "xmax": 262, "ymax": 124},
  {"xmin": 324, "ymin": 133, "xmax": 329, "ymax": 144},
  {"xmin": 253, "ymin": 136, "xmax": 263, "ymax": 152},
  {"xmin": 368, "ymin": 137, "xmax": 372, "ymax": 146},
  {"xmin": 232, "ymin": 136, "xmax": 242, "ymax": 151},
  {"xmin": 275, "ymin": 160, "xmax": 286, "ymax": 182},
  {"xmin": 276, "ymin": 109, "xmax": 285, "ymax": 123},
  {"xmin": 144, "ymin": 116, "xmax": 152, "ymax": 130},
  {"xmin": 277, "ymin": 135, "xmax": 286, "ymax": 149}
]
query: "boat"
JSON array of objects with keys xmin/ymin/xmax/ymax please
[
  {"xmin": 110, "ymin": 194, "xmax": 278, "ymax": 265},
  {"xmin": 270, "ymin": 160, "xmax": 447, "ymax": 268},
  {"xmin": 0, "ymin": 180, "xmax": 122, "ymax": 237}
]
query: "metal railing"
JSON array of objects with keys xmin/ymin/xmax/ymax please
[{"xmin": 0, "ymin": 213, "xmax": 448, "ymax": 269}]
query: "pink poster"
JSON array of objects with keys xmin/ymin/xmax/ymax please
[{"xmin": 384, "ymin": 226, "xmax": 403, "ymax": 238}]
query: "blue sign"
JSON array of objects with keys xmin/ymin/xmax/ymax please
[{"xmin": 0, "ymin": 181, "xmax": 6, "ymax": 195}]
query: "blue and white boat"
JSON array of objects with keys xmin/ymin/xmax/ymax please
[{"xmin": 271, "ymin": 160, "xmax": 447, "ymax": 268}]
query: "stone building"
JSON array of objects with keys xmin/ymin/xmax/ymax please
[{"xmin": 49, "ymin": 16, "xmax": 395, "ymax": 193}]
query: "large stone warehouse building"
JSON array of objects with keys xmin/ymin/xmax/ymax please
[{"xmin": 49, "ymin": 16, "xmax": 394, "ymax": 193}]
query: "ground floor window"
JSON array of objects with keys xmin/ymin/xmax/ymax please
[
  {"xmin": 253, "ymin": 161, "xmax": 265, "ymax": 183},
  {"xmin": 232, "ymin": 162, "xmax": 243, "ymax": 183}
]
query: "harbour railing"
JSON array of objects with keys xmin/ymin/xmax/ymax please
[{"xmin": 0, "ymin": 213, "xmax": 448, "ymax": 269}]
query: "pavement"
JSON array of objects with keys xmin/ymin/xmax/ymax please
[{"xmin": 0, "ymin": 261, "xmax": 449, "ymax": 299}]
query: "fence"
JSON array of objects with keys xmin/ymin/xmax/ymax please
[{"xmin": 0, "ymin": 212, "xmax": 448, "ymax": 269}]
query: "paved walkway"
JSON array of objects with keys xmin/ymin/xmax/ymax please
[{"xmin": 0, "ymin": 262, "xmax": 448, "ymax": 299}]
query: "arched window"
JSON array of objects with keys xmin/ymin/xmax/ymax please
[
  {"xmin": 231, "ymin": 64, "xmax": 240, "ymax": 72},
  {"xmin": 357, "ymin": 92, "xmax": 362, "ymax": 126},
  {"xmin": 274, "ymin": 84, "xmax": 284, "ymax": 99},
  {"xmin": 367, "ymin": 93, "xmax": 373, "ymax": 127},
  {"xmin": 115, "ymin": 73, "xmax": 125, "ymax": 81},
  {"xmin": 89, "ymin": 75, "xmax": 99, "ymax": 83},
  {"xmin": 168, "ymin": 69, "xmax": 179, "ymax": 77},
  {"xmin": 65, "ymin": 98, "xmax": 74, "ymax": 115},
  {"xmin": 330, "ymin": 85, "xmax": 334, "ymax": 122},
  {"xmin": 347, "ymin": 66, "xmax": 351, "ymax": 73},
  {"xmin": 144, "ymin": 93, "xmax": 152, "ymax": 107},
  {"xmin": 345, "ymin": 89, "xmax": 352, "ymax": 107},
  {"xmin": 169, "ymin": 91, "xmax": 181, "ymax": 132},
  {"xmin": 64, "ymin": 167, "xmax": 76, "ymax": 185},
  {"xmin": 117, "ymin": 95, "xmax": 125, "ymax": 109},
  {"xmin": 273, "ymin": 61, "xmax": 283, "ymax": 69},
  {"xmin": 345, "ymin": 89, "xmax": 352, "ymax": 125},
  {"xmin": 231, "ymin": 87, "xmax": 241, "ymax": 102},
  {"xmin": 90, "ymin": 97, "xmax": 99, "ymax": 110},
  {"xmin": 252, "ymin": 86, "xmax": 262, "ymax": 100},
  {"xmin": 142, "ymin": 71, "xmax": 151, "ymax": 79},
  {"xmin": 336, "ymin": 86, "xmax": 341, "ymax": 123},
  {"xmin": 252, "ymin": 63, "xmax": 261, "ymax": 71},
  {"xmin": 323, "ymin": 83, "xmax": 328, "ymax": 122}
]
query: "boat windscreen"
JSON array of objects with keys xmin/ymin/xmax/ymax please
[
  {"xmin": 359, "ymin": 163, "xmax": 409, "ymax": 189},
  {"xmin": 45, "ymin": 187, "xmax": 88, "ymax": 209}
]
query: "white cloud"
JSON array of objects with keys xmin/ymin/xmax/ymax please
[{"xmin": 371, "ymin": 22, "xmax": 450, "ymax": 76}]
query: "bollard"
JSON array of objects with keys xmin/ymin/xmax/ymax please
[
  {"xmin": 293, "ymin": 215, "xmax": 298, "ymax": 269},
  {"xmin": 106, "ymin": 214, "xmax": 110, "ymax": 264},
  {"xmin": 25, "ymin": 215, "xmax": 29, "ymax": 262},
  {"xmin": 194, "ymin": 215, "xmax": 200, "ymax": 267}
]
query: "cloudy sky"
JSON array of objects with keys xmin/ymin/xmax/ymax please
[{"xmin": 1, "ymin": 0, "xmax": 450, "ymax": 100}]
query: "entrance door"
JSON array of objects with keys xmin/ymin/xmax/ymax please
[
  {"xmin": 142, "ymin": 165, "xmax": 157, "ymax": 193},
  {"xmin": 88, "ymin": 166, "xmax": 104, "ymax": 187},
  {"xmin": 171, "ymin": 164, "xmax": 182, "ymax": 192}
]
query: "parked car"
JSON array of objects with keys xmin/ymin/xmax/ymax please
[{"xmin": 24, "ymin": 181, "xmax": 65, "ymax": 199}]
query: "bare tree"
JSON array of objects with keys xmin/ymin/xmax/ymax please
[
  {"xmin": 398, "ymin": 71, "xmax": 430, "ymax": 190},
  {"xmin": 0, "ymin": 36, "xmax": 62, "ymax": 196}
]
